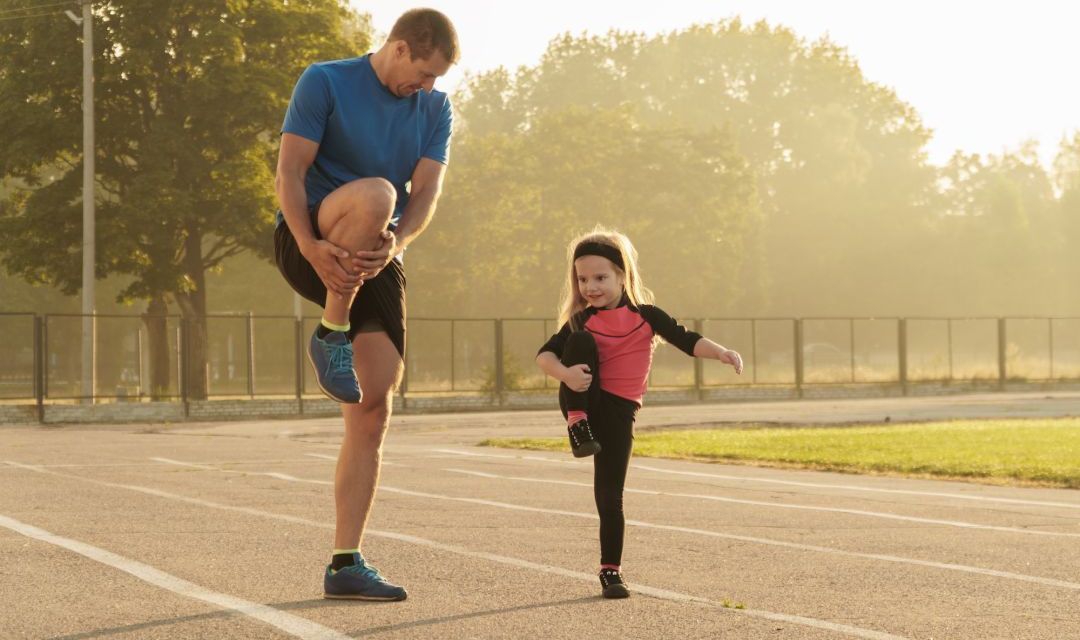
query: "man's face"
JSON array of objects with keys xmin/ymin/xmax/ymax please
[{"xmin": 388, "ymin": 41, "xmax": 452, "ymax": 97}]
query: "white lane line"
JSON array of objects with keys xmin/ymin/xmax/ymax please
[
  {"xmin": 302, "ymin": 452, "xmax": 396, "ymax": 465},
  {"xmin": 431, "ymin": 448, "xmax": 580, "ymax": 466},
  {"xmin": 151, "ymin": 456, "xmax": 398, "ymax": 483},
  {"xmin": 147, "ymin": 458, "xmax": 1080, "ymax": 592},
  {"xmin": 0, "ymin": 513, "xmax": 349, "ymax": 640},
  {"xmin": 369, "ymin": 531, "xmax": 906, "ymax": 640},
  {"xmin": 3, "ymin": 461, "xmax": 905, "ymax": 640},
  {"xmin": 432, "ymin": 448, "xmax": 1080, "ymax": 511},
  {"xmin": 0, "ymin": 459, "xmax": 326, "ymax": 469},
  {"xmin": 444, "ymin": 468, "xmax": 1080, "ymax": 539},
  {"xmin": 378, "ymin": 486, "xmax": 1080, "ymax": 592},
  {"xmin": 153, "ymin": 458, "xmax": 333, "ymax": 485}
]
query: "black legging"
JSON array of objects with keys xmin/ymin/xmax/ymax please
[{"xmin": 559, "ymin": 331, "xmax": 639, "ymax": 566}]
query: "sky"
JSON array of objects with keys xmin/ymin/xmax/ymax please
[{"xmin": 353, "ymin": 0, "xmax": 1080, "ymax": 169}]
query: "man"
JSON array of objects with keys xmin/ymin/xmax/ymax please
[{"xmin": 273, "ymin": 8, "xmax": 458, "ymax": 601}]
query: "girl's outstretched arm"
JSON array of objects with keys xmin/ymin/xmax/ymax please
[
  {"xmin": 693, "ymin": 338, "xmax": 744, "ymax": 375},
  {"xmin": 639, "ymin": 305, "xmax": 743, "ymax": 374}
]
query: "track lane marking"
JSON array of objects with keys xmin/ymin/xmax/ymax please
[
  {"xmin": 443, "ymin": 468, "xmax": 1080, "ymax": 538},
  {"xmin": 0, "ymin": 512, "xmax": 350, "ymax": 640},
  {"xmin": 147, "ymin": 458, "xmax": 1080, "ymax": 592},
  {"xmin": 4, "ymin": 459, "xmax": 906, "ymax": 640},
  {"xmin": 431, "ymin": 448, "xmax": 1080, "ymax": 510}
]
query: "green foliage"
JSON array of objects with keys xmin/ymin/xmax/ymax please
[
  {"xmin": 411, "ymin": 104, "xmax": 758, "ymax": 318},
  {"xmin": 430, "ymin": 20, "xmax": 938, "ymax": 318},
  {"xmin": 429, "ymin": 20, "xmax": 1077, "ymax": 320},
  {"xmin": 4, "ymin": 11, "xmax": 1080, "ymax": 323},
  {"xmin": 932, "ymin": 145, "xmax": 1059, "ymax": 313},
  {"xmin": 479, "ymin": 351, "xmax": 528, "ymax": 393},
  {"xmin": 0, "ymin": 0, "xmax": 373, "ymax": 397},
  {"xmin": 0, "ymin": 0, "xmax": 371, "ymax": 309},
  {"xmin": 1052, "ymin": 132, "xmax": 1080, "ymax": 295}
]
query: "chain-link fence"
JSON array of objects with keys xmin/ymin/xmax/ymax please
[{"xmin": 2, "ymin": 313, "xmax": 1078, "ymax": 406}]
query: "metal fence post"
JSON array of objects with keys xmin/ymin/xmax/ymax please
[
  {"xmin": 849, "ymin": 318, "xmax": 856, "ymax": 383},
  {"xmin": 450, "ymin": 320, "xmax": 456, "ymax": 392},
  {"xmin": 1049, "ymin": 318, "xmax": 1055, "ymax": 380},
  {"xmin": 693, "ymin": 318, "xmax": 704, "ymax": 400},
  {"xmin": 947, "ymin": 319, "xmax": 954, "ymax": 382},
  {"xmin": 494, "ymin": 319, "xmax": 505, "ymax": 404},
  {"xmin": 399, "ymin": 329, "xmax": 409, "ymax": 411},
  {"xmin": 998, "ymin": 317, "xmax": 1007, "ymax": 389},
  {"xmin": 295, "ymin": 318, "xmax": 304, "ymax": 415},
  {"xmin": 750, "ymin": 319, "xmax": 758, "ymax": 385},
  {"xmin": 898, "ymin": 318, "xmax": 908, "ymax": 396},
  {"xmin": 794, "ymin": 318, "xmax": 804, "ymax": 398},
  {"xmin": 42, "ymin": 315, "xmax": 50, "ymax": 403},
  {"xmin": 34, "ymin": 315, "xmax": 44, "ymax": 423},
  {"xmin": 246, "ymin": 312, "xmax": 256, "ymax": 398},
  {"xmin": 136, "ymin": 328, "xmax": 144, "ymax": 399},
  {"xmin": 179, "ymin": 318, "xmax": 190, "ymax": 417}
]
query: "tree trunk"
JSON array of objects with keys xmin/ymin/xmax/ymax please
[
  {"xmin": 174, "ymin": 229, "xmax": 210, "ymax": 400},
  {"xmin": 142, "ymin": 296, "xmax": 171, "ymax": 400}
]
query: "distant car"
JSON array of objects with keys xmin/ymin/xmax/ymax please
[{"xmin": 803, "ymin": 342, "xmax": 846, "ymax": 369}]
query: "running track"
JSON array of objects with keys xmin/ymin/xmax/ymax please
[{"xmin": 2, "ymin": 392, "xmax": 1079, "ymax": 639}]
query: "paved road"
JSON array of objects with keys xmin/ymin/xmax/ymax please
[{"xmin": 2, "ymin": 392, "xmax": 1078, "ymax": 639}]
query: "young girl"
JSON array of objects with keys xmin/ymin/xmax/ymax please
[{"xmin": 536, "ymin": 227, "xmax": 743, "ymax": 599}]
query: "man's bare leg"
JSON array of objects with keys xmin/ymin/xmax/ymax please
[
  {"xmin": 334, "ymin": 330, "xmax": 403, "ymax": 548},
  {"xmin": 322, "ymin": 329, "xmax": 406, "ymax": 600}
]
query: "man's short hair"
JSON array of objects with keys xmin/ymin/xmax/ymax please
[{"xmin": 389, "ymin": 8, "xmax": 460, "ymax": 64}]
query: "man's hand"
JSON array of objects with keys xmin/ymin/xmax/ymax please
[
  {"xmin": 352, "ymin": 230, "xmax": 398, "ymax": 280},
  {"xmin": 562, "ymin": 363, "xmax": 593, "ymax": 392},
  {"xmin": 300, "ymin": 238, "xmax": 362, "ymax": 299},
  {"xmin": 720, "ymin": 349, "xmax": 744, "ymax": 375}
]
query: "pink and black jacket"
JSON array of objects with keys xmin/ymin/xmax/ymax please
[{"xmin": 538, "ymin": 298, "xmax": 702, "ymax": 405}]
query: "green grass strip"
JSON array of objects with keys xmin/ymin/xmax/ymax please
[{"xmin": 480, "ymin": 418, "xmax": 1080, "ymax": 488}]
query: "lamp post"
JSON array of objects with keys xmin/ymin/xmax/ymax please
[{"xmin": 67, "ymin": 1, "xmax": 95, "ymax": 403}]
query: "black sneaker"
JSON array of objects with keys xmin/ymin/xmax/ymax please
[
  {"xmin": 599, "ymin": 568, "xmax": 629, "ymax": 599},
  {"xmin": 567, "ymin": 419, "xmax": 601, "ymax": 458},
  {"xmin": 324, "ymin": 554, "xmax": 407, "ymax": 601}
]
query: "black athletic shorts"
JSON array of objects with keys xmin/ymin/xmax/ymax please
[{"xmin": 273, "ymin": 202, "xmax": 406, "ymax": 359}]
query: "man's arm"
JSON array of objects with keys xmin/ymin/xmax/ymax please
[
  {"xmin": 394, "ymin": 157, "xmax": 447, "ymax": 253},
  {"xmin": 353, "ymin": 157, "xmax": 447, "ymax": 274},
  {"xmin": 275, "ymin": 133, "xmax": 319, "ymax": 248},
  {"xmin": 275, "ymin": 132, "xmax": 360, "ymax": 296}
]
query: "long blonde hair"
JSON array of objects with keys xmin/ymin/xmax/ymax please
[{"xmin": 558, "ymin": 226, "xmax": 654, "ymax": 330}]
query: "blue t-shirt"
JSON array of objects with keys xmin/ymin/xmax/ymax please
[{"xmin": 277, "ymin": 54, "xmax": 453, "ymax": 228}]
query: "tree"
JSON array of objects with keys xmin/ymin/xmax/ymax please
[
  {"xmin": 0, "ymin": 0, "xmax": 372, "ymax": 398},
  {"xmin": 409, "ymin": 105, "xmax": 758, "ymax": 319},
  {"xmin": 1050, "ymin": 133, "xmax": 1080, "ymax": 310},
  {"xmin": 934, "ymin": 145, "xmax": 1056, "ymax": 314},
  {"xmin": 452, "ymin": 20, "xmax": 936, "ymax": 316}
]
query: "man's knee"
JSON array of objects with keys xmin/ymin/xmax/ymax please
[
  {"xmin": 321, "ymin": 178, "xmax": 396, "ymax": 240},
  {"xmin": 339, "ymin": 177, "xmax": 396, "ymax": 216},
  {"xmin": 363, "ymin": 392, "xmax": 394, "ymax": 423},
  {"xmin": 343, "ymin": 394, "xmax": 393, "ymax": 446}
]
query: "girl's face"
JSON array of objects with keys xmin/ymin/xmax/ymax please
[{"xmin": 575, "ymin": 255, "xmax": 625, "ymax": 310}]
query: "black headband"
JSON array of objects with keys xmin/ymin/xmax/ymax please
[{"xmin": 573, "ymin": 241, "xmax": 625, "ymax": 269}]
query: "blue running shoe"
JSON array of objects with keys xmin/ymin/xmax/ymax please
[
  {"xmin": 324, "ymin": 554, "xmax": 407, "ymax": 601},
  {"xmin": 307, "ymin": 329, "xmax": 361, "ymax": 403}
]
